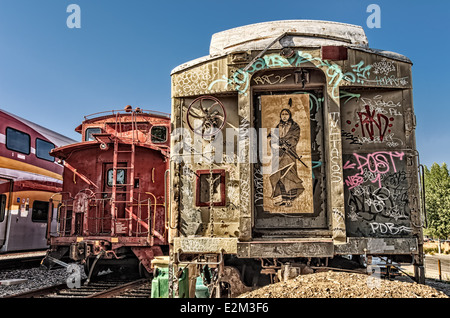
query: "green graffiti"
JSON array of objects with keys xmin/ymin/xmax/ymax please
[
  {"xmin": 339, "ymin": 91, "xmax": 361, "ymax": 104},
  {"xmin": 208, "ymin": 50, "xmax": 372, "ymax": 99}
]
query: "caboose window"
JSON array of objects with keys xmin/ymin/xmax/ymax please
[
  {"xmin": 85, "ymin": 127, "xmax": 102, "ymax": 141},
  {"xmin": 107, "ymin": 169, "xmax": 126, "ymax": 187},
  {"xmin": 32, "ymin": 200, "xmax": 49, "ymax": 223},
  {"xmin": 151, "ymin": 126, "xmax": 167, "ymax": 143},
  {"xmin": 6, "ymin": 127, "xmax": 30, "ymax": 154},
  {"xmin": 0, "ymin": 194, "xmax": 6, "ymax": 222},
  {"xmin": 36, "ymin": 138, "xmax": 55, "ymax": 162}
]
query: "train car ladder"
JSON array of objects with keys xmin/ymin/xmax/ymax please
[{"xmin": 111, "ymin": 112, "xmax": 137, "ymax": 236}]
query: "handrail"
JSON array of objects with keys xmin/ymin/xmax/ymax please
[
  {"xmin": 419, "ymin": 163, "xmax": 427, "ymax": 228},
  {"xmin": 83, "ymin": 109, "xmax": 170, "ymax": 121},
  {"xmin": 145, "ymin": 192, "xmax": 158, "ymax": 243},
  {"xmin": 164, "ymin": 169, "xmax": 170, "ymax": 230}
]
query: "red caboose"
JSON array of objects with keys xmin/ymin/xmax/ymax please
[{"xmin": 45, "ymin": 106, "xmax": 170, "ymax": 278}]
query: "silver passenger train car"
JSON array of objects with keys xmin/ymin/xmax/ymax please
[{"xmin": 168, "ymin": 20, "xmax": 425, "ymax": 297}]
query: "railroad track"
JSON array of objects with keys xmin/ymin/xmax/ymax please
[
  {"xmin": 0, "ymin": 251, "xmax": 47, "ymax": 270},
  {"xmin": 5, "ymin": 277, "xmax": 151, "ymax": 298}
]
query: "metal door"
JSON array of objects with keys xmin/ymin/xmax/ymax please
[
  {"xmin": 253, "ymin": 92, "xmax": 327, "ymax": 236},
  {"xmin": 0, "ymin": 177, "xmax": 12, "ymax": 249}
]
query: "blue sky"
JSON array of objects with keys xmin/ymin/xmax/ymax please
[{"xmin": 0, "ymin": 0, "xmax": 448, "ymax": 167}]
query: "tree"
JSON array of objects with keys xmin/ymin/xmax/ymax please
[{"xmin": 423, "ymin": 163, "xmax": 450, "ymax": 243}]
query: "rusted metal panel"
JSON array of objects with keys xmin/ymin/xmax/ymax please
[
  {"xmin": 173, "ymin": 237, "xmax": 238, "ymax": 254},
  {"xmin": 322, "ymin": 46, "xmax": 348, "ymax": 61},
  {"xmin": 335, "ymin": 237, "xmax": 419, "ymax": 255},
  {"xmin": 237, "ymin": 240, "xmax": 334, "ymax": 258}
]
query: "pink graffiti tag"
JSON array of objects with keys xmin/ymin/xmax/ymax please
[
  {"xmin": 346, "ymin": 151, "xmax": 404, "ymax": 188},
  {"xmin": 345, "ymin": 174, "xmax": 365, "ymax": 189},
  {"xmin": 357, "ymin": 105, "xmax": 390, "ymax": 141}
]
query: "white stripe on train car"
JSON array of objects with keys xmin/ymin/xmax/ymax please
[{"xmin": 0, "ymin": 167, "xmax": 62, "ymax": 184}]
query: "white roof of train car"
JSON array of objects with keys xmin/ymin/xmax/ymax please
[
  {"xmin": 0, "ymin": 109, "xmax": 77, "ymax": 147},
  {"xmin": 171, "ymin": 20, "xmax": 411, "ymax": 75}
]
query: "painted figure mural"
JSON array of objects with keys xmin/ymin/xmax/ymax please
[
  {"xmin": 261, "ymin": 94, "xmax": 313, "ymax": 213},
  {"xmin": 269, "ymin": 106, "xmax": 305, "ymax": 207}
]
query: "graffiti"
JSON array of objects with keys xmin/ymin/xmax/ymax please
[
  {"xmin": 345, "ymin": 174, "xmax": 365, "ymax": 190},
  {"xmin": 252, "ymin": 73, "xmax": 292, "ymax": 85},
  {"xmin": 369, "ymin": 222, "xmax": 412, "ymax": 235},
  {"xmin": 368, "ymin": 75, "xmax": 408, "ymax": 87},
  {"xmin": 372, "ymin": 58, "xmax": 395, "ymax": 75},
  {"xmin": 344, "ymin": 151, "xmax": 404, "ymax": 188},
  {"xmin": 209, "ymin": 51, "xmax": 373, "ymax": 98},
  {"xmin": 332, "ymin": 208, "xmax": 346, "ymax": 239},
  {"xmin": 311, "ymin": 161, "xmax": 322, "ymax": 179},
  {"xmin": 174, "ymin": 64, "xmax": 220, "ymax": 96},
  {"xmin": 344, "ymin": 151, "xmax": 411, "ymax": 237},
  {"xmin": 329, "ymin": 112, "xmax": 342, "ymax": 183},
  {"xmin": 254, "ymin": 166, "xmax": 264, "ymax": 207},
  {"xmin": 342, "ymin": 92, "xmax": 406, "ymax": 149},
  {"xmin": 348, "ymin": 61, "xmax": 372, "ymax": 84},
  {"xmin": 294, "ymin": 92, "xmax": 323, "ymax": 113},
  {"xmin": 346, "ymin": 183, "xmax": 410, "ymax": 233},
  {"xmin": 341, "ymin": 130, "xmax": 363, "ymax": 145},
  {"xmin": 357, "ymin": 105, "xmax": 391, "ymax": 142},
  {"xmin": 340, "ymin": 91, "xmax": 361, "ymax": 104},
  {"xmin": 360, "ymin": 95, "xmax": 402, "ymax": 110},
  {"xmin": 356, "ymin": 133, "xmax": 404, "ymax": 148}
]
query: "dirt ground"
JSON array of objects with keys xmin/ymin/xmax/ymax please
[
  {"xmin": 423, "ymin": 241, "xmax": 450, "ymax": 254},
  {"xmin": 238, "ymin": 270, "xmax": 449, "ymax": 298}
]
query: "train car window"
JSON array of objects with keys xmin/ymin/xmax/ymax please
[
  {"xmin": 36, "ymin": 138, "xmax": 55, "ymax": 162},
  {"xmin": 0, "ymin": 194, "xmax": 6, "ymax": 222},
  {"xmin": 31, "ymin": 200, "xmax": 49, "ymax": 223},
  {"xmin": 151, "ymin": 126, "xmax": 167, "ymax": 143},
  {"xmin": 85, "ymin": 127, "xmax": 102, "ymax": 141},
  {"xmin": 107, "ymin": 169, "xmax": 126, "ymax": 187},
  {"xmin": 6, "ymin": 127, "xmax": 30, "ymax": 154}
]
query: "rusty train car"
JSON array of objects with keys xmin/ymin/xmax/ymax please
[
  {"xmin": 44, "ymin": 107, "xmax": 170, "ymax": 278},
  {"xmin": 168, "ymin": 20, "xmax": 425, "ymax": 296}
]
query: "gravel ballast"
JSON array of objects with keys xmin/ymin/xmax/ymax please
[
  {"xmin": 0, "ymin": 265, "xmax": 86, "ymax": 297},
  {"xmin": 1, "ymin": 265, "xmax": 449, "ymax": 298},
  {"xmin": 238, "ymin": 271, "xmax": 449, "ymax": 298}
]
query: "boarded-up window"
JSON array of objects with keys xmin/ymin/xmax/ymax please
[{"xmin": 195, "ymin": 170, "xmax": 225, "ymax": 207}]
